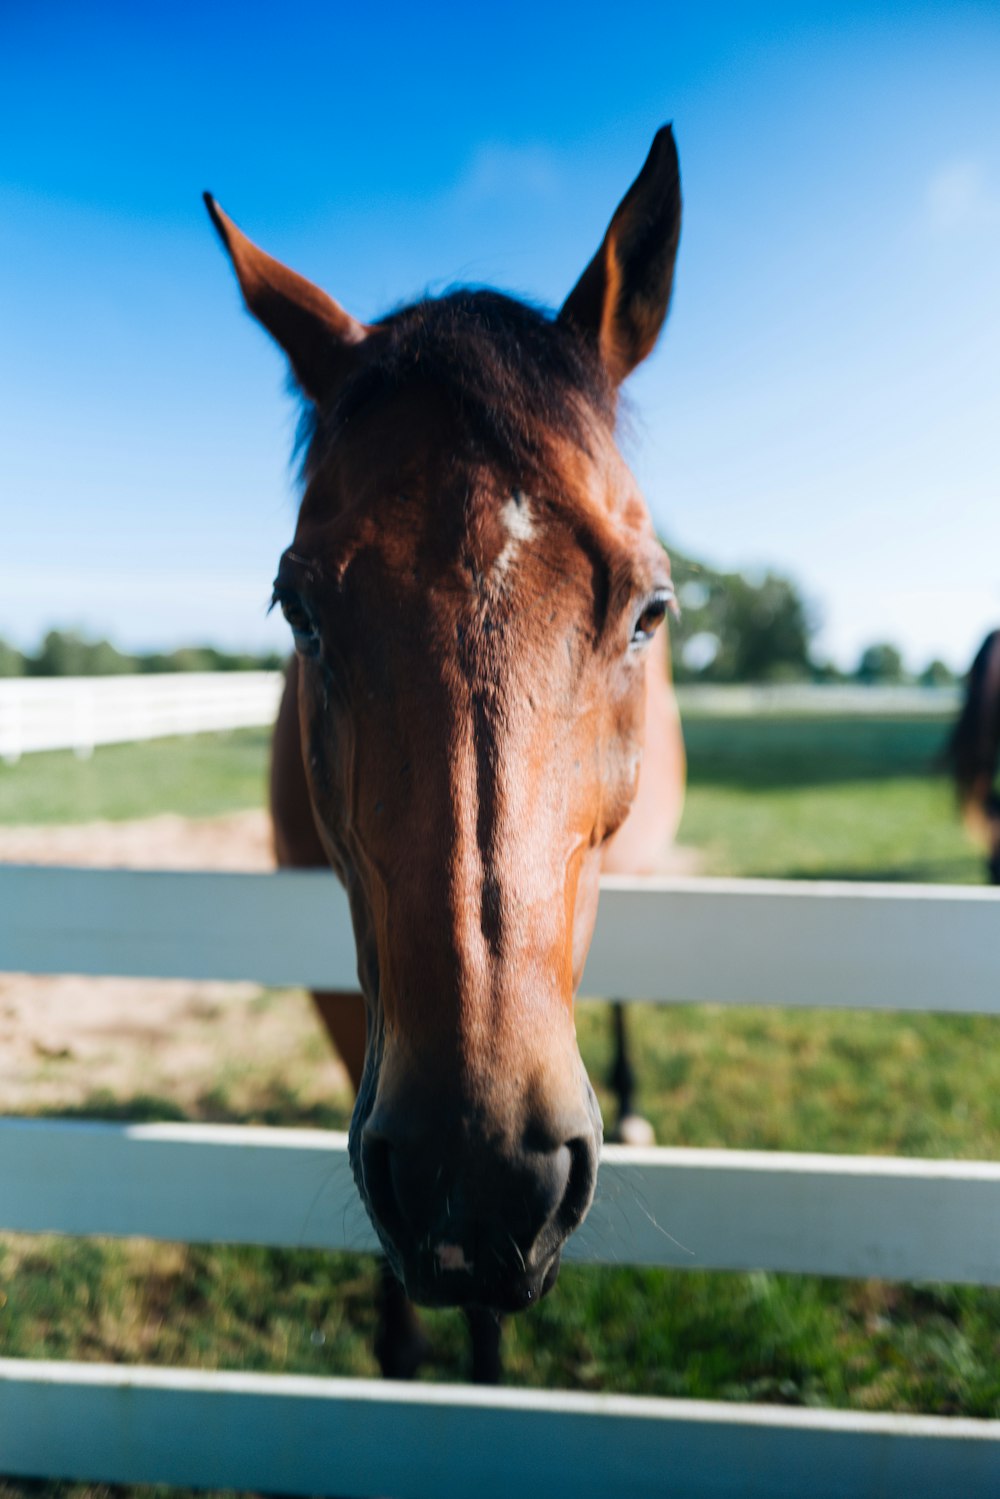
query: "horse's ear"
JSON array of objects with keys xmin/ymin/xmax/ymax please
[
  {"xmin": 204, "ymin": 194, "xmax": 369, "ymax": 405},
  {"xmin": 559, "ymin": 126, "xmax": 681, "ymax": 385}
]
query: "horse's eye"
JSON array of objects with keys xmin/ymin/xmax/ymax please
[
  {"xmin": 631, "ymin": 588, "xmax": 674, "ymax": 647},
  {"xmin": 272, "ymin": 586, "xmax": 320, "ymax": 658}
]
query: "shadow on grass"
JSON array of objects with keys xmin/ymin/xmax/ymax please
[
  {"xmin": 684, "ymin": 716, "xmax": 953, "ymax": 790},
  {"xmin": 28, "ymin": 1084, "xmax": 353, "ymax": 1132},
  {"xmin": 771, "ymin": 856, "xmax": 983, "ymax": 884}
]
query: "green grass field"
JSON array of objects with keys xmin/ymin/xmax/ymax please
[
  {"xmin": 1, "ymin": 713, "xmax": 998, "ymax": 1453},
  {"xmin": 0, "ymin": 728, "xmax": 272, "ymax": 826}
]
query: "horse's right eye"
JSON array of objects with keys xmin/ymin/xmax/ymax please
[
  {"xmin": 273, "ymin": 587, "xmax": 321, "ymax": 658},
  {"xmin": 630, "ymin": 586, "xmax": 676, "ymax": 648}
]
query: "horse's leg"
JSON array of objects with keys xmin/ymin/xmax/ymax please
[
  {"xmin": 608, "ymin": 1002, "xmax": 635, "ymax": 1118},
  {"xmin": 308, "ymin": 989, "xmax": 368, "ymax": 1086},
  {"xmin": 374, "ymin": 1262, "xmax": 432, "ymax": 1380},
  {"xmin": 270, "ymin": 660, "xmax": 431, "ymax": 1379},
  {"xmin": 607, "ymin": 1002, "xmax": 655, "ymax": 1147},
  {"xmin": 466, "ymin": 1308, "xmax": 503, "ymax": 1385}
]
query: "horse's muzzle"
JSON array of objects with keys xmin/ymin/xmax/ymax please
[{"xmin": 356, "ymin": 1112, "xmax": 600, "ymax": 1312}]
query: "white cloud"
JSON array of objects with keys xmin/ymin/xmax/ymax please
[
  {"xmin": 925, "ymin": 160, "xmax": 1000, "ymax": 234},
  {"xmin": 450, "ymin": 142, "xmax": 563, "ymax": 208}
]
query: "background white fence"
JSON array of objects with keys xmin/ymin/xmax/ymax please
[
  {"xmin": 1, "ymin": 868, "xmax": 999, "ymax": 1495},
  {"xmin": 0, "ymin": 674, "xmax": 960, "ymax": 762},
  {"xmin": 0, "ymin": 672, "xmax": 284, "ymax": 761},
  {"xmin": 673, "ymin": 682, "xmax": 961, "ymax": 717}
]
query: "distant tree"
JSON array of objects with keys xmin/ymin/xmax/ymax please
[
  {"xmin": 715, "ymin": 573, "xmax": 815, "ymax": 682},
  {"xmin": 919, "ymin": 659, "xmax": 955, "ymax": 687},
  {"xmin": 139, "ymin": 645, "xmax": 284, "ymax": 673},
  {"xmin": 21, "ymin": 630, "xmax": 282, "ymax": 676},
  {"xmin": 87, "ymin": 639, "xmax": 136, "ymax": 675},
  {"xmin": 27, "ymin": 631, "xmax": 82, "ymax": 677},
  {"xmin": 666, "ymin": 544, "xmax": 817, "ymax": 683},
  {"xmin": 27, "ymin": 630, "xmax": 135, "ymax": 677},
  {"xmin": 810, "ymin": 659, "xmax": 847, "ymax": 684},
  {"xmin": 0, "ymin": 638, "xmax": 26, "ymax": 676},
  {"xmin": 855, "ymin": 642, "xmax": 905, "ymax": 685},
  {"xmin": 158, "ymin": 646, "xmax": 222, "ymax": 674},
  {"xmin": 137, "ymin": 652, "xmax": 179, "ymax": 674}
]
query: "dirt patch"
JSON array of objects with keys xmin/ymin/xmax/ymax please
[
  {"xmin": 0, "ymin": 811, "xmax": 352, "ymax": 1118},
  {"xmin": 0, "ymin": 810, "xmax": 274, "ymax": 871}
]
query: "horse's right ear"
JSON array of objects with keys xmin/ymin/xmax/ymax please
[
  {"xmin": 204, "ymin": 194, "xmax": 369, "ymax": 406},
  {"xmin": 559, "ymin": 126, "xmax": 681, "ymax": 386}
]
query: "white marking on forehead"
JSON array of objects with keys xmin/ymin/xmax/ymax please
[
  {"xmin": 435, "ymin": 1242, "xmax": 473, "ymax": 1273},
  {"xmin": 500, "ymin": 492, "xmax": 536, "ymax": 543},
  {"xmin": 493, "ymin": 492, "xmax": 536, "ymax": 582}
]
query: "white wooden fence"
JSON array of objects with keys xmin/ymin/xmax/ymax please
[
  {"xmin": 0, "ymin": 675, "xmax": 959, "ymax": 763},
  {"xmin": 0, "ymin": 672, "xmax": 284, "ymax": 762},
  {"xmin": 1, "ymin": 868, "xmax": 999, "ymax": 1496},
  {"xmin": 674, "ymin": 682, "xmax": 961, "ymax": 717}
]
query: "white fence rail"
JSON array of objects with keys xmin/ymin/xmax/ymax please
[
  {"xmin": 3, "ymin": 866, "xmax": 998, "ymax": 1013},
  {"xmin": 674, "ymin": 683, "xmax": 960, "ymax": 716},
  {"xmin": 0, "ymin": 675, "xmax": 959, "ymax": 763},
  {"xmin": 3, "ymin": 1361, "xmax": 997, "ymax": 1499},
  {"xmin": 0, "ymin": 671, "xmax": 284, "ymax": 761},
  {"xmin": 2, "ymin": 867, "xmax": 999, "ymax": 1495},
  {"xmin": 3, "ymin": 1118, "xmax": 1000, "ymax": 1285}
]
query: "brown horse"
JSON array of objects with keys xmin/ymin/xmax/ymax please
[
  {"xmin": 206, "ymin": 127, "xmax": 685, "ymax": 1373},
  {"xmin": 948, "ymin": 628, "xmax": 1000, "ymax": 884}
]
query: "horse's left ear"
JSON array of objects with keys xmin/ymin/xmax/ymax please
[
  {"xmin": 559, "ymin": 125, "xmax": 681, "ymax": 385},
  {"xmin": 204, "ymin": 194, "xmax": 369, "ymax": 406}
]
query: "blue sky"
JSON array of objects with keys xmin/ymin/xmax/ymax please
[{"xmin": 1, "ymin": 1, "xmax": 998, "ymax": 670}]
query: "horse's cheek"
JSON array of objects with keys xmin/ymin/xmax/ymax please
[{"xmin": 570, "ymin": 851, "xmax": 603, "ymax": 993}]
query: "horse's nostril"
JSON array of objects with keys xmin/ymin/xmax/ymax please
[
  {"xmin": 361, "ymin": 1124, "xmax": 458, "ymax": 1257},
  {"xmin": 540, "ymin": 1253, "xmax": 562, "ymax": 1298},
  {"xmin": 539, "ymin": 1141, "xmax": 573, "ymax": 1219},
  {"xmin": 359, "ymin": 1130, "xmax": 408, "ymax": 1254},
  {"xmin": 360, "ymin": 1130, "xmax": 389, "ymax": 1202},
  {"xmin": 560, "ymin": 1134, "xmax": 599, "ymax": 1234}
]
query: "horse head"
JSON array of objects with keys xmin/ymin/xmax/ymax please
[{"xmin": 207, "ymin": 127, "xmax": 681, "ymax": 1312}]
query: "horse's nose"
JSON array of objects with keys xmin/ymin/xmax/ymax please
[{"xmin": 358, "ymin": 1117, "xmax": 598, "ymax": 1311}]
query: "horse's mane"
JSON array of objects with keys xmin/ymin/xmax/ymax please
[{"xmin": 301, "ymin": 289, "xmax": 615, "ymax": 482}]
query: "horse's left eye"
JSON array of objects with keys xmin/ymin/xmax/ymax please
[
  {"xmin": 631, "ymin": 589, "xmax": 674, "ymax": 646},
  {"xmin": 272, "ymin": 587, "xmax": 320, "ymax": 658}
]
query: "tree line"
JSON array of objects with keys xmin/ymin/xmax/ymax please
[
  {"xmin": 0, "ymin": 631, "xmax": 283, "ymax": 678},
  {"xmin": 664, "ymin": 544, "xmax": 956, "ymax": 686}
]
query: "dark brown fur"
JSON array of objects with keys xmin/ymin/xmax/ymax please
[{"xmin": 948, "ymin": 629, "xmax": 1000, "ymax": 882}]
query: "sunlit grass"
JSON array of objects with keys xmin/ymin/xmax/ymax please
[
  {"xmin": 679, "ymin": 713, "xmax": 980, "ymax": 884},
  {"xmin": 0, "ymin": 729, "xmax": 270, "ymax": 825}
]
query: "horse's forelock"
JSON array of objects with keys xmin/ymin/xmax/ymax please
[{"xmin": 299, "ymin": 290, "xmax": 615, "ymax": 486}]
